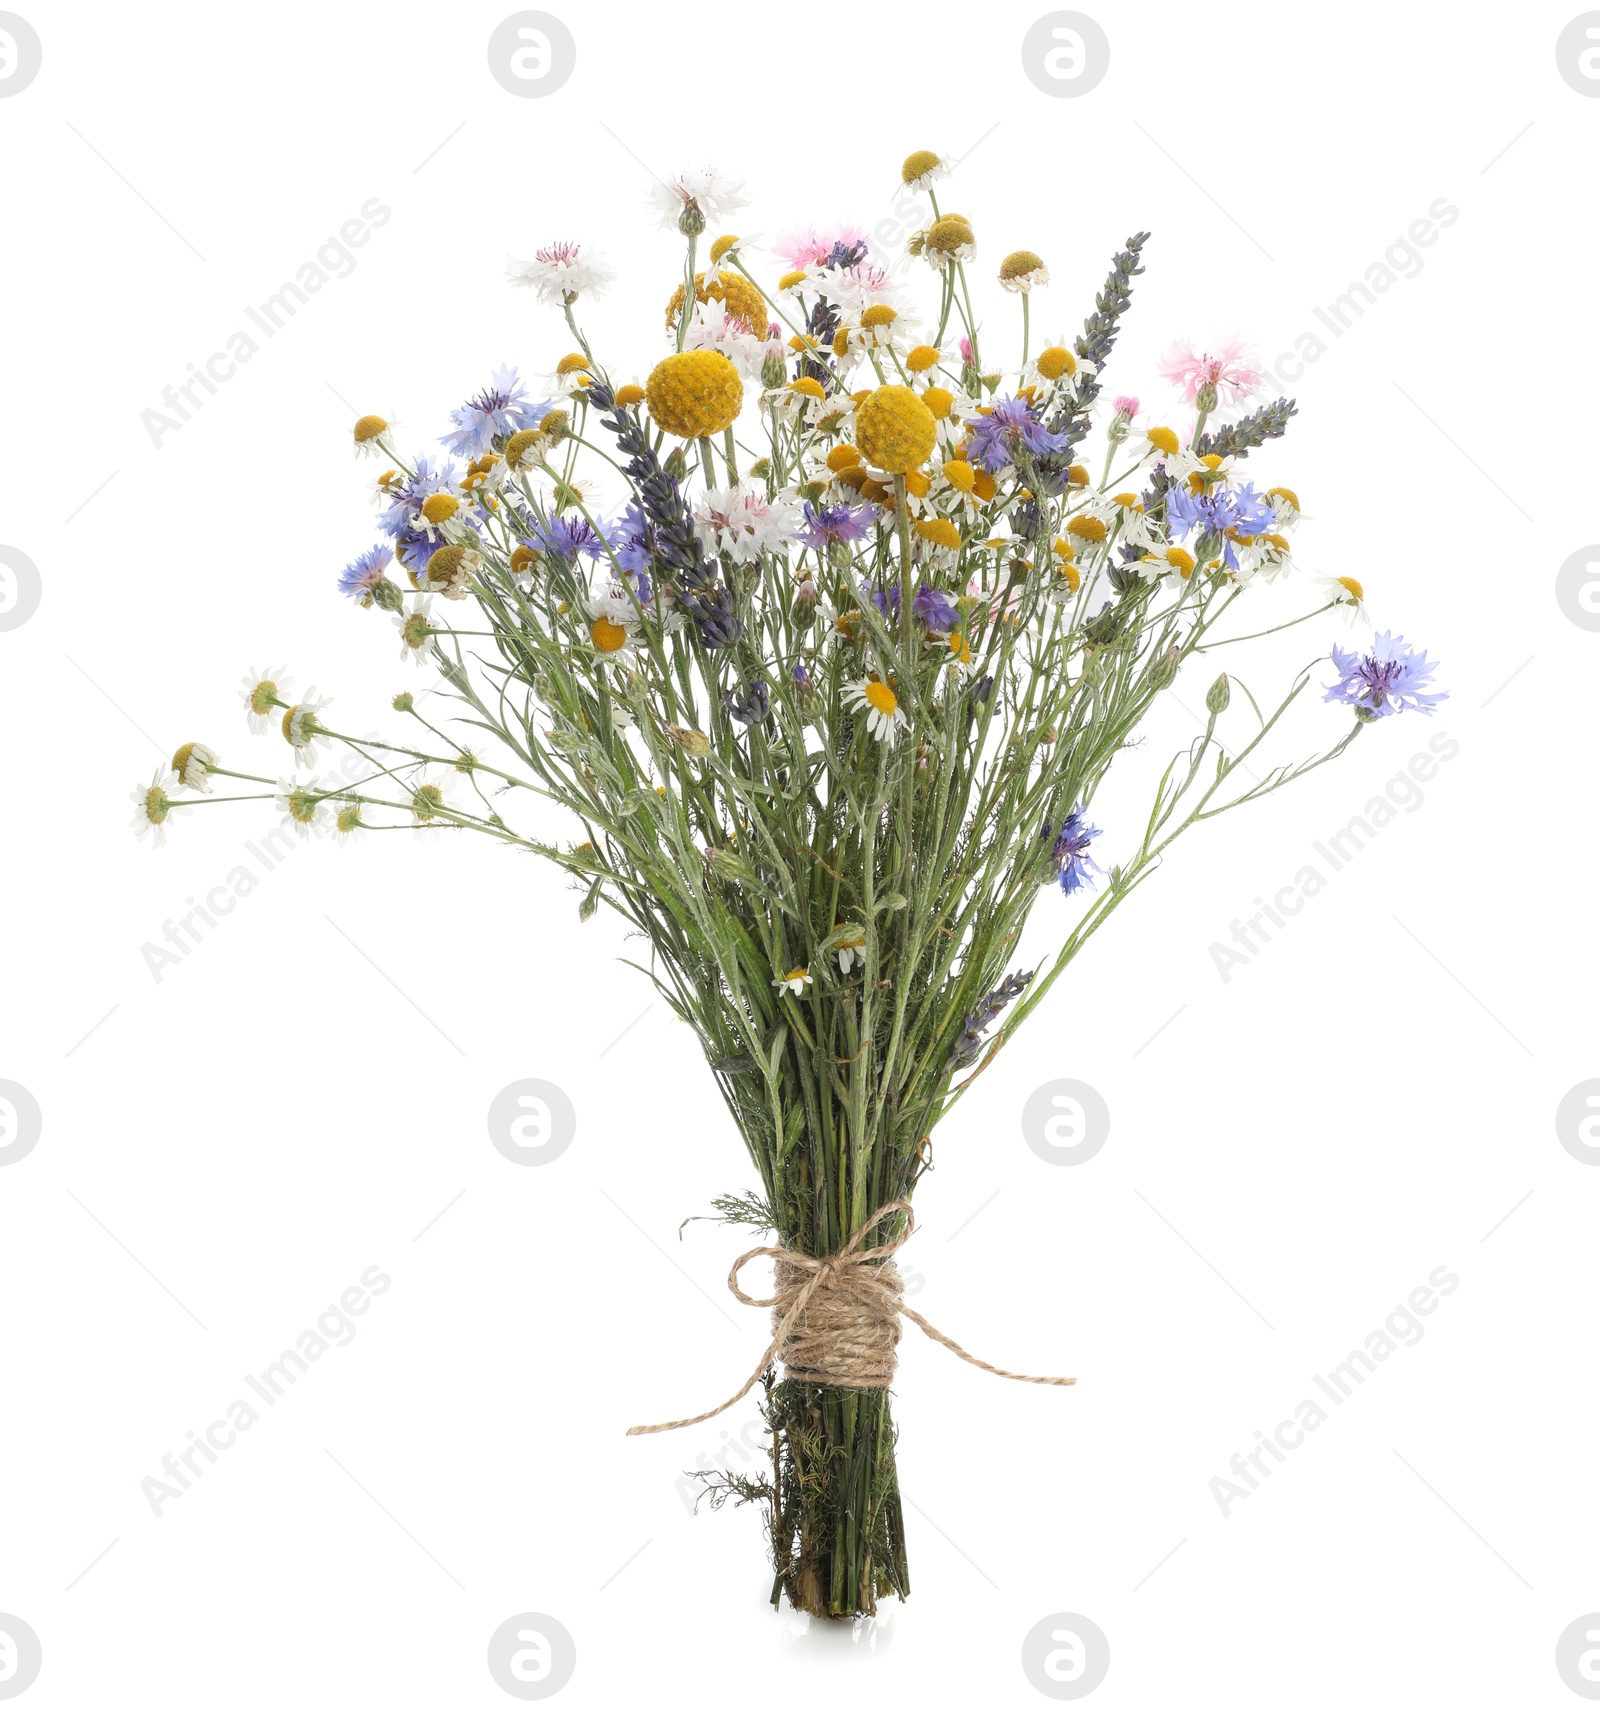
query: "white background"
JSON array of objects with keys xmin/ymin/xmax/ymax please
[{"xmin": 2, "ymin": 0, "xmax": 1596, "ymax": 1706}]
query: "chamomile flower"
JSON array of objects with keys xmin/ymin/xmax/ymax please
[
  {"xmin": 773, "ymin": 967, "xmax": 812, "ymax": 997},
  {"xmin": 330, "ymin": 800, "xmax": 368, "ymax": 841},
  {"xmin": 393, "ymin": 594, "xmax": 436, "ymax": 665},
  {"xmin": 274, "ymin": 776, "xmax": 331, "ymax": 839},
  {"xmin": 408, "ymin": 765, "xmax": 460, "ymax": 829},
  {"xmin": 832, "ymin": 924, "xmax": 867, "ymax": 974},
  {"xmin": 352, "ymin": 414, "xmax": 400, "ymax": 459},
  {"xmin": 585, "ymin": 587, "xmax": 641, "ymax": 659},
  {"xmin": 900, "ymin": 150, "xmax": 952, "ymax": 197},
  {"xmin": 1316, "ymin": 572, "xmax": 1370, "ymax": 624},
  {"xmin": 130, "ymin": 769, "xmax": 186, "ymax": 847},
  {"xmin": 170, "ymin": 742, "xmax": 220, "ymax": 794},
  {"xmin": 508, "ymin": 240, "xmax": 615, "ymax": 304},
  {"xmin": 241, "ymin": 666, "xmax": 293, "ymax": 735},
  {"xmin": 280, "ymin": 689, "xmax": 333, "ymax": 767},
  {"xmin": 1106, "ymin": 492, "xmax": 1164, "ymax": 554},
  {"xmin": 843, "ymin": 676, "xmax": 907, "ymax": 742},
  {"xmin": 998, "ymin": 250, "xmax": 1050, "ymax": 294}
]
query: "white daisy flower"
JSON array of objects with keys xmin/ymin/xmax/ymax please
[
  {"xmin": 900, "ymin": 151, "xmax": 952, "ymax": 197},
  {"xmin": 832, "ymin": 925, "xmax": 867, "ymax": 974},
  {"xmin": 408, "ymin": 765, "xmax": 459, "ymax": 830},
  {"xmin": 393, "ymin": 594, "xmax": 436, "ymax": 666},
  {"xmin": 281, "ymin": 688, "xmax": 333, "ymax": 767},
  {"xmin": 352, "ymin": 413, "xmax": 400, "ymax": 460},
  {"xmin": 772, "ymin": 967, "xmax": 812, "ymax": 996},
  {"xmin": 130, "ymin": 769, "xmax": 186, "ymax": 847},
  {"xmin": 1316, "ymin": 572, "xmax": 1370, "ymax": 624},
  {"xmin": 274, "ymin": 776, "xmax": 331, "ymax": 839},
  {"xmin": 584, "ymin": 588, "xmax": 641, "ymax": 659},
  {"xmin": 507, "ymin": 240, "xmax": 615, "ymax": 304},
  {"xmin": 170, "ymin": 742, "xmax": 220, "ymax": 794},
  {"xmin": 241, "ymin": 665, "xmax": 292, "ymax": 735},
  {"xmin": 843, "ymin": 676, "xmax": 907, "ymax": 742},
  {"xmin": 330, "ymin": 800, "xmax": 368, "ymax": 841},
  {"xmin": 1106, "ymin": 493, "xmax": 1165, "ymax": 554}
]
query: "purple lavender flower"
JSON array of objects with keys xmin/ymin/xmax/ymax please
[
  {"xmin": 963, "ymin": 396, "xmax": 1071, "ymax": 473},
  {"xmin": 338, "ymin": 544, "xmax": 393, "ymax": 600},
  {"xmin": 913, "ymin": 583, "xmax": 961, "ymax": 632},
  {"xmin": 1043, "ymin": 806, "xmax": 1102, "ymax": 896},
  {"xmin": 797, "ymin": 502, "xmax": 874, "ymax": 551},
  {"xmin": 726, "ymin": 678, "xmax": 770, "ymax": 725},
  {"xmin": 1163, "ymin": 481, "xmax": 1275, "ymax": 571},
  {"xmin": 1324, "ymin": 633, "xmax": 1446, "ymax": 720},
  {"xmin": 441, "ymin": 365, "xmax": 551, "ymax": 458}
]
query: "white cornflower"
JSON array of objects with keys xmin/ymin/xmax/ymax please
[
  {"xmin": 692, "ymin": 485, "xmax": 800, "ymax": 565},
  {"xmin": 682, "ymin": 301, "xmax": 766, "ymax": 379},
  {"xmin": 130, "ymin": 769, "xmax": 186, "ymax": 847},
  {"xmin": 241, "ymin": 665, "xmax": 292, "ymax": 735},
  {"xmin": 507, "ymin": 240, "xmax": 615, "ymax": 304},
  {"xmin": 650, "ymin": 166, "xmax": 747, "ymax": 232},
  {"xmin": 842, "ymin": 676, "xmax": 907, "ymax": 742}
]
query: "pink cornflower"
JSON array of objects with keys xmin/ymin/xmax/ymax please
[
  {"xmin": 1156, "ymin": 336, "xmax": 1262, "ymax": 407},
  {"xmin": 772, "ymin": 225, "xmax": 869, "ymax": 270},
  {"xmin": 1111, "ymin": 394, "xmax": 1141, "ymax": 417}
]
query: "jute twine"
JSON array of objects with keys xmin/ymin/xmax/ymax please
[{"xmin": 627, "ymin": 1199, "xmax": 1074, "ymax": 1436}]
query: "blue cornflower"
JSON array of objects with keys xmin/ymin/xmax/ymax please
[
  {"xmin": 608, "ymin": 502, "xmax": 657, "ymax": 601},
  {"xmin": 1042, "ymin": 806, "xmax": 1102, "ymax": 896},
  {"xmin": 1324, "ymin": 633, "xmax": 1447, "ymax": 720},
  {"xmin": 797, "ymin": 502, "xmax": 875, "ymax": 551},
  {"xmin": 1163, "ymin": 480, "xmax": 1275, "ymax": 571},
  {"xmin": 963, "ymin": 396, "xmax": 1071, "ymax": 474},
  {"xmin": 792, "ymin": 662, "xmax": 812, "ymax": 690},
  {"xmin": 378, "ymin": 455, "xmax": 462, "ymax": 538},
  {"xmin": 913, "ymin": 583, "xmax": 961, "ymax": 632},
  {"xmin": 337, "ymin": 544, "xmax": 393, "ymax": 601},
  {"xmin": 441, "ymin": 365, "xmax": 551, "ymax": 458},
  {"xmin": 530, "ymin": 515, "xmax": 607, "ymax": 561}
]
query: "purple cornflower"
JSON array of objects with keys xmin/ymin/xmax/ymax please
[
  {"xmin": 792, "ymin": 662, "xmax": 812, "ymax": 690},
  {"xmin": 609, "ymin": 501, "xmax": 658, "ymax": 601},
  {"xmin": 797, "ymin": 502, "xmax": 875, "ymax": 551},
  {"xmin": 862, "ymin": 579, "xmax": 900, "ymax": 621},
  {"xmin": 913, "ymin": 583, "xmax": 961, "ymax": 632},
  {"xmin": 1164, "ymin": 480, "xmax": 1275, "ymax": 571},
  {"xmin": 530, "ymin": 514, "xmax": 607, "ymax": 561},
  {"xmin": 1324, "ymin": 633, "xmax": 1446, "ymax": 720},
  {"xmin": 963, "ymin": 396, "xmax": 1071, "ymax": 473},
  {"xmin": 441, "ymin": 365, "xmax": 551, "ymax": 458},
  {"xmin": 1043, "ymin": 806, "xmax": 1102, "ymax": 896},
  {"xmin": 338, "ymin": 544, "xmax": 393, "ymax": 601},
  {"xmin": 378, "ymin": 455, "xmax": 461, "ymax": 538}
]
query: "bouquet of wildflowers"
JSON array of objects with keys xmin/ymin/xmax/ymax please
[{"xmin": 135, "ymin": 150, "xmax": 1445, "ymax": 1618}]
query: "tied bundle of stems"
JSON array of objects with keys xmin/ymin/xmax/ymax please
[{"xmin": 136, "ymin": 152, "xmax": 1445, "ymax": 1618}]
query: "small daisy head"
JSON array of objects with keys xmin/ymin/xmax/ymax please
[
  {"xmin": 352, "ymin": 414, "xmax": 395, "ymax": 459},
  {"xmin": 408, "ymin": 766, "xmax": 457, "ymax": 828},
  {"xmin": 1318, "ymin": 572, "xmax": 1369, "ymax": 623},
  {"xmin": 393, "ymin": 594, "xmax": 436, "ymax": 665},
  {"xmin": 843, "ymin": 675, "xmax": 907, "ymax": 743},
  {"xmin": 1145, "ymin": 425, "xmax": 1181, "ymax": 459},
  {"xmin": 170, "ymin": 742, "xmax": 219, "ymax": 794},
  {"xmin": 280, "ymin": 690, "xmax": 332, "ymax": 765},
  {"xmin": 923, "ymin": 216, "xmax": 976, "ymax": 269},
  {"xmin": 998, "ymin": 250, "xmax": 1049, "ymax": 293},
  {"xmin": 900, "ymin": 150, "xmax": 951, "ymax": 195},
  {"xmin": 332, "ymin": 801, "xmax": 367, "ymax": 840},
  {"xmin": 241, "ymin": 665, "xmax": 293, "ymax": 735},
  {"xmin": 1035, "ymin": 346, "xmax": 1077, "ymax": 382},
  {"xmin": 275, "ymin": 776, "xmax": 330, "ymax": 838},
  {"xmin": 130, "ymin": 769, "xmax": 185, "ymax": 847},
  {"xmin": 773, "ymin": 966, "xmax": 812, "ymax": 996}
]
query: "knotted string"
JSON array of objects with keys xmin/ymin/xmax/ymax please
[{"xmin": 626, "ymin": 1199, "xmax": 1075, "ymax": 1436}]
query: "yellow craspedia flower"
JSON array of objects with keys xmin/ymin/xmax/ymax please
[
  {"xmin": 914, "ymin": 517, "xmax": 960, "ymax": 550},
  {"xmin": 906, "ymin": 344, "xmax": 941, "ymax": 373},
  {"xmin": 614, "ymin": 383, "xmax": 645, "ymax": 408},
  {"xmin": 1035, "ymin": 346, "xmax": 1077, "ymax": 381},
  {"xmin": 708, "ymin": 234, "xmax": 739, "ymax": 263},
  {"xmin": 664, "ymin": 271, "xmax": 770, "ymax": 339},
  {"xmin": 646, "ymin": 351, "xmax": 744, "ymax": 439},
  {"xmin": 922, "ymin": 385, "xmax": 954, "ymax": 420},
  {"xmin": 778, "ymin": 269, "xmax": 807, "ymax": 291},
  {"xmin": 860, "ymin": 304, "xmax": 897, "ymax": 329},
  {"xmin": 854, "ymin": 385, "xmax": 937, "ymax": 474},
  {"xmin": 942, "ymin": 458, "xmax": 976, "ymax": 493},
  {"xmin": 1067, "ymin": 515, "xmax": 1107, "ymax": 546},
  {"xmin": 1147, "ymin": 425, "xmax": 1180, "ymax": 457},
  {"xmin": 789, "ymin": 376, "xmax": 826, "ymax": 402},
  {"xmin": 826, "ymin": 443, "xmax": 862, "ymax": 473}
]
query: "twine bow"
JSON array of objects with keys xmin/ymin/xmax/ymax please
[{"xmin": 626, "ymin": 1199, "xmax": 1075, "ymax": 1436}]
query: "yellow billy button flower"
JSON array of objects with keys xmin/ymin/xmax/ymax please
[
  {"xmin": 854, "ymin": 384, "xmax": 937, "ymax": 474},
  {"xmin": 614, "ymin": 383, "xmax": 645, "ymax": 408},
  {"xmin": 998, "ymin": 249, "xmax": 1049, "ymax": 293},
  {"xmin": 942, "ymin": 458, "xmax": 976, "ymax": 493},
  {"xmin": 844, "ymin": 676, "xmax": 906, "ymax": 742},
  {"xmin": 922, "ymin": 385, "xmax": 954, "ymax": 420},
  {"xmin": 773, "ymin": 967, "xmax": 812, "ymax": 997},
  {"xmin": 825, "ymin": 443, "xmax": 862, "ymax": 474},
  {"xmin": 914, "ymin": 516, "xmax": 961, "ymax": 550},
  {"xmin": 646, "ymin": 350, "xmax": 744, "ymax": 439},
  {"xmin": 1146, "ymin": 425, "xmax": 1181, "ymax": 458},
  {"xmin": 1035, "ymin": 346, "xmax": 1077, "ymax": 381},
  {"xmin": 906, "ymin": 344, "xmax": 941, "ymax": 373},
  {"xmin": 664, "ymin": 271, "xmax": 770, "ymax": 339},
  {"xmin": 590, "ymin": 616, "xmax": 629, "ymax": 654}
]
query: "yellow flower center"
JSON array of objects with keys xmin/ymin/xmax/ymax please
[
  {"xmin": 1337, "ymin": 576, "xmax": 1364, "ymax": 600},
  {"xmin": 860, "ymin": 304, "xmax": 897, "ymax": 328},
  {"xmin": 1267, "ymin": 486, "xmax": 1301, "ymax": 512},
  {"xmin": 902, "ymin": 149, "xmax": 942, "ymax": 183},
  {"xmin": 353, "ymin": 414, "xmax": 388, "ymax": 442},
  {"xmin": 708, "ymin": 234, "xmax": 739, "ymax": 262},
  {"xmin": 778, "ymin": 269, "xmax": 807, "ymax": 291},
  {"xmin": 1146, "ymin": 426, "xmax": 1180, "ymax": 456},
  {"xmin": 1165, "ymin": 546, "xmax": 1197, "ymax": 577},
  {"xmin": 942, "ymin": 458, "xmax": 976, "ymax": 493},
  {"xmin": 420, "ymin": 493, "xmax": 458, "ymax": 524},
  {"xmin": 913, "ymin": 517, "xmax": 960, "ymax": 550},
  {"xmin": 1067, "ymin": 516, "xmax": 1107, "ymax": 544},
  {"xmin": 249, "ymin": 681, "xmax": 276, "ymax": 715},
  {"xmin": 864, "ymin": 681, "xmax": 898, "ymax": 715},
  {"xmin": 789, "ymin": 376, "xmax": 826, "ymax": 400},
  {"xmin": 555, "ymin": 352, "xmax": 589, "ymax": 375},
  {"xmin": 906, "ymin": 345, "xmax": 940, "ymax": 373},
  {"xmin": 825, "ymin": 443, "xmax": 861, "ymax": 473},
  {"xmin": 590, "ymin": 617, "xmax": 628, "ymax": 653},
  {"xmin": 614, "ymin": 383, "xmax": 645, "ymax": 407},
  {"xmin": 947, "ymin": 632, "xmax": 972, "ymax": 663},
  {"xmin": 999, "ymin": 249, "xmax": 1045, "ymax": 280},
  {"xmin": 1035, "ymin": 346, "xmax": 1077, "ymax": 380},
  {"xmin": 922, "ymin": 385, "xmax": 954, "ymax": 420}
]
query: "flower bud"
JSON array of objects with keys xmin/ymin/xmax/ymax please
[
  {"xmin": 1195, "ymin": 381, "xmax": 1218, "ymax": 414},
  {"xmin": 1150, "ymin": 646, "xmax": 1181, "ymax": 690},
  {"xmin": 370, "ymin": 576, "xmax": 405, "ymax": 613},
  {"xmin": 678, "ymin": 203, "xmax": 706, "ymax": 238},
  {"xmin": 392, "ymin": 691, "xmax": 415, "ymax": 713},
  {"xmin": 664, "ymin": 446, "xmax": 689, "ymax": 481},
  {"xmin": 1205, "ymin": 673, "xmax": 1231, "ymax": 714},
  {"xmin": 761, "ymin": 352, "xmax": 787, "ymax": 389}
]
